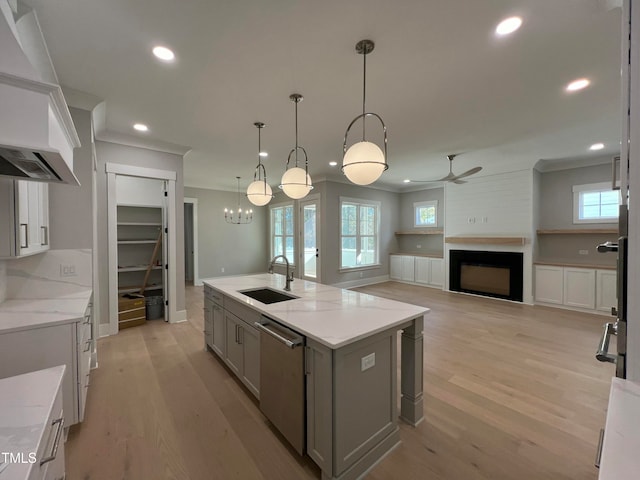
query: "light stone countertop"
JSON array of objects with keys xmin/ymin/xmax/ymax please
[
  {"xmin": 203, "ymin": 273, "xmax": 428, "ymax": 349},
  {"xmin": 0, "ymin": 290, "xmax": 92, "ymax": 334},
  {"xmin": 598, "ymin": 378, "xmax": 640, "ymax": 479},
  {"xmin": 0, "ymin": 365, "xmax": 65, "ymax": 480}
]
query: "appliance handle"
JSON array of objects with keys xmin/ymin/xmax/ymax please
[
  {"xmin": 254, "ymin": 321, "xmax": 302, "ymax": 348},
  {"xmin": 596, "ymin": 322, "xmax": 617, "ymax": 363},
  {"xmin": 597, "ymin": 241, "xmax": 618, "ymax": 253}
]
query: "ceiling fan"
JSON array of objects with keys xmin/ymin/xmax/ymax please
[{"xmin": 411, "ymin": 154, "xmax": 482, "ymax": 184}]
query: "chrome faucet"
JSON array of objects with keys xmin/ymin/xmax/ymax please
[{"xmin": 268, "ymin": 255, "xmax": 294, "ymax": 291}]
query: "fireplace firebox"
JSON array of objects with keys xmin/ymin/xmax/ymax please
[{"xmin": 449, "ymin": 250, "xmax": 523, "ymax": 302}]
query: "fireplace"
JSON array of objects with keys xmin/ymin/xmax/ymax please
[{"xmin": 449, "ymin": 250, "xmax": 523, "ymax": 302}]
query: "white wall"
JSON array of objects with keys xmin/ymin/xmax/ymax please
[
  {"xmin": 116, "ymin": 176, "xmax": 164, "ymax": 207},
  {"xmin": 397, "ymin": 187, "xmax": 444, "ymax": 255},
  {"xmin": 0, "ymin": 261, "xmax": 5, "ymax": 303}
]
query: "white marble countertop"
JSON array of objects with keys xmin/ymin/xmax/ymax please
[
  {"xmin": 599, "ymin": 377, "xmax": 640, "ymax": 479},
  {"xmin": 203, "ymin": 274, "xmax": 428, "ymax": 349},
  {"xmin": 0, "ymin": 365, "xmax": 65, "ymax": 479},
  {"xmin": 0, "ymin": 290, "xmax": 92, "ymax": 335}
]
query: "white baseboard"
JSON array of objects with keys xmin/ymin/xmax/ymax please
[
  {"xmin": 194, "ymin": 278, "xmax": 204, "ymax": 286},
  {"xmin": 98, "ymin": 323, "xmax": 111, "ymax": 338},
  {"xmin": 171, "ymin": 309, "xmax": 188, "ymax": 323},
  {"xmin": 389, "ymin": 278, "xmax": 443, "ymax": 290},
  {"xmin": 535, "ymin": 301, "xmax": 610, "ymax": 316},
  {"xmin": 332, "ymin": 275, "xmax": 390, "ymax": 289}
]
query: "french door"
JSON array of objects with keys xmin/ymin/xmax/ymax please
[{"xmin": 300, "ymin": 196, "xmax": 320, "ymax": 282}]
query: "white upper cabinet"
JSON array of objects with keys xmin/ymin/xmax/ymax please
[{"xmin": 0, "ymin": 178, "xmax": 49, "ymax": 257}]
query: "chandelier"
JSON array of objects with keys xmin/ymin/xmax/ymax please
[{"xmin": 224, "ymin": 177, "xmax": 253, "ymax": 224}]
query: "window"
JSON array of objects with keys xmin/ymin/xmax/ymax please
[
  {"xmin": 270, "ymin": 204, "xmax": 295, "ymax": 263},
  {"xmin": 340, "ymin": 198, "xmax": 380, "ymax": 269},
  {"xmin": 573, "ymin": 182, "xmax": 620, "ymax": 224},
  {"xmin": 414, "ymin": 200, "xmax": 438, "ymax": 227}
]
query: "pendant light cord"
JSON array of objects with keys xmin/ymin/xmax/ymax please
[
  {"xmin": 362, "ymin": 48, "xmax": 367, "ymax": 141},
  {"xmin": 294, "ymin": 99, "xmax": 299, "ymax": 167}
]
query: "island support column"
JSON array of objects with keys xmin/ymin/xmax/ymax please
[{"xmin": 400, "ymin": 316, "xmax": 424, "ymax": 425}]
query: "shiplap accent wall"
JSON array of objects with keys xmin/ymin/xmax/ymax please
[
  {"xmin": 444, "ymin": 169, "xmax": 534, "ymax": 304},
  {"xmin": 445, "ymin": 169, "xmax": 533, "ymax": 236}
]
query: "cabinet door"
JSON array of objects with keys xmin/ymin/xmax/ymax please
[
  {"xmin": 389, "ymin": 255, "xmax": 402, "ymax": 280},
  {"xmin": 224, "ymin": 312, "xmax": 243, "ymax": 376},
  {"xmin": 596, "ymin": 269, "xmax": 617, "ymax": 313},
  {"xmin": 306, "ymin": 340, "xmax": 333, "ymax": 473},
  {"xmin": 401, "ymin": 256, "xmax": 415, "ymax": 282},
  {"xmin": 39, "ymin": 182, "xmax": 49, "ymax": 249},
  {"xmin": 563, "ymin": 268, "xmax": 596, "ymax": 309},
  {"xmin": 534, "ymin": 266, "xmax": 564, "ymax": 305},
  {"xmin": 414, "ymin": 257, "xmax": 430, "ymax": 284},
  {"xmin": 429, "ymin": 258, "xmax": 444, "ymax": 287},
  {"xmin": 203, "ymin": 299, "xmax": 213, "ymax": 349},
  {"xmin": 212, "ymin": 302, "xmax": 225, "ymax": 357},
  {"xmin": 27, "ymin": 180, "xmax": 41, "ymax": 248},
  {"xmin": 241, "ymin": 323, "xmax": 260, "ymax": 398}
]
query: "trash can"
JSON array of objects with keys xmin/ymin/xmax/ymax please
[{"xmin": 145, "ymin": 296, "xmax": 164, "ymax": 320}]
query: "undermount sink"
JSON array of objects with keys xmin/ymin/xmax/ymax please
[{"xmin": 239, "ymin": 287, "xmax": 299, "ymax": 304}]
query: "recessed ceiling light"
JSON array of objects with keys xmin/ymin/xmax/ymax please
[
  {"xmin": 495, "ymin": 17, "xmax": 522, "ymax": 36},
  {"xmin": 403, "ymin": 179, "xmax": 411, "ymax": 183},
  {"xmin": 590, "ymin": 143, "xmax": 605, "ymax": 151},
  {"xmin": 259, "ymin": 151, "xmax": 268, "ymax": 158},
  {"xmin": 566, "ymin": 78, "xmax": 590, "ymax": 92},
  {"xmin": 152, "ymin": 46, "xmax": 175, "ymax": 62},
  {"xmin": 329, "ymin": 161, "xmax": 338, "ymax": 166},
  {"xmin": 133, "ymin": 123, "xmax": 149, "ymax": 132}
]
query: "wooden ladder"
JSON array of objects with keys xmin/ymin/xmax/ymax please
[{"xmin": 140, "ymin": 230, "xmax": 162, "ymax": 295}]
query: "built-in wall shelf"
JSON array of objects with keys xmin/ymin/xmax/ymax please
[
  {"xmin": 118, "ymin": 265, "xmax": 163, "ymax": 273},
  {"xmin": 118, "ymin": 240, "xmax": 158, "ymax": 244},
  {"xmin": 117, "ymin": 222, "xmax": 162, "ymax": 227},
  {"xmin": 118, "ymin": 284, "xmax": 163, "ymax": 294},
  {"xmin": 390, "ymin": 252, "xmax": 444, "ymax": 258},
  {"xmin": 536, "ymin": 228, "xmax": 618, "ymax": 235},
  {"xmin": 445, "ymin": 236, "xmax": 527, "ymax": 246},
  {"xmin": 395, "ymin": 229, "xmax": 443, "ymax": 235}
]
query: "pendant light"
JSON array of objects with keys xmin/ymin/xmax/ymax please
[
  {"xmin": 279, "ymin": 93, "xmax": 313, "ymax": 199},
  {"xmin": 224, "ymin": 177, "xmax": 253, "ymax": 224},
  {"xmin": 342, "ymin": 39, "xmax": 388, "ymax": 186},
  {"xmin": 246, "ymin": 122, "xmax": 274, "ymax": 206}
]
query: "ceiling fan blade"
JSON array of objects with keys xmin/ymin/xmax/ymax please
[
  {"xmin": 451, "ymin": 166, "xmax": 482, "ymax": 180},
  {"xmin": 407, "ymin": 179, "xmax": 444, "ymax": 183},
  {"xmin": 452, "ymin": 179, "xmax": 467, "ymax": 184}
]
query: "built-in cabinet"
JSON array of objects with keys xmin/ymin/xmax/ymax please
[
  {"xmin": 390, "ymin": 254, "xmax": 443, "ymax": 288},
  {"xmin": 534, "ymin": 265, "xmax": 616, "ymax": 314},
  {"xmin": 0, "ymin": 296, "xmax": 93, "ymax": 427},
  {"xmin": 0, "ymin": 179, "xmax": 49, "ymax": 257},
  {"xmin": 204, "ymin": 285, "xmax": 260, "ymax": 398}
]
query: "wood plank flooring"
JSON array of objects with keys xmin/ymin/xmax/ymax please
[{"xmin": 66, "ymin": 282, "xmax": 613, "ymax": 480}]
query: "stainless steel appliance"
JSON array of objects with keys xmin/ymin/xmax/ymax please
[{"xmin": 254, "ymin": 315, "xmax": 305, "ymax": 454}]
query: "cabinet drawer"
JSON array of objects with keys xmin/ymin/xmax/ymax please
[
  {"xmin": 224, "ymin": 297, "xmax": 261, "ymax": 327},
  {"xmin": 204, "ymin": 285, "xmax": 223, "ymax": 305},
  {"xmin": 77, "ymin": 320, "xmax": 92, "ymax": 347},
  {"xmin": 30, "ymin": 381, "xmax": 65, "ymax": 480}
]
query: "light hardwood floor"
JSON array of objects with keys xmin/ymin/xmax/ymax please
[{"xmin": 66, "ymin": 282, "xmax": 613, "ymax": 479}]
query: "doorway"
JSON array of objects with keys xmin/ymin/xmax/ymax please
[
  {"xmin": 300, "ymin": 195, "xmax": 321, "ymax": 282},
  {"xmin": 183, "ymin": 197, "xmax": 200, "ymax": 286}
]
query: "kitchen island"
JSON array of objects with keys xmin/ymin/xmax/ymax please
[{"xmin": 203, "ymin": 273, "xmax": 427, "ymax": 480}]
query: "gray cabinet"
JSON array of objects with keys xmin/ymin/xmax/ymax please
[
  {"xmin": 241, "ymin": 321, "xmax": 260, "ymax": 397},
  {"xmin": 224, "ymin": 311, "xmax": 243, "ymax": 377},
  {"xmin": 211, "ymin": 301, "xmax": 225, "ymax": 357},
  {"xmin": 306, "ymin": 329, "xmax": 399, "ymax": 478},
  {"xmin": 203, "ymin": 298, "xmax": 214, "ymax": 349}
]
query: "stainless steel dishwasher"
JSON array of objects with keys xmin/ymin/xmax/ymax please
[{"xmin": 254, "ymin": 315, "xmax": 305, "ymax": 455}]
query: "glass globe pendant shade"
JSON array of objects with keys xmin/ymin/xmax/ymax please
[
  {"xmin": 280, "ymin": 167, "xmax": 313, "ymax": 199},
  {"xmin": 342, "ymin": 141, "xmax": 386, "ymax": 185},
  {"xmin": 246, "ymin": 180, "xmax": 273, "ymax": 206}
]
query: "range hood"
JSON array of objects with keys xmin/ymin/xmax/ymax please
[{"xmin": 0, "ymin": 2, "xmax": 80, "ymax": 185}]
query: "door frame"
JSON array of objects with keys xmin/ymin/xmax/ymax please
[
  {"xmin": 106, "ymin": 163, "xmax": 178, "ymax": 335},
  {"xmin": 183, "ymin": 197, "xmax": 201, "ymax": 286},
  {"xmin": 299, "ymin": 194, "xmax": 321, "ymax": 283}
]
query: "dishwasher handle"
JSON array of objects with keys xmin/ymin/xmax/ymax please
[{"xmin": 254, "ymin": 320, "xmax": 303, "ymax": 348}]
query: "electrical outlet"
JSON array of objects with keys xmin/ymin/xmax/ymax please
[
  {"xmin": 361, "ymin": 353, "xmax": 375, "ymax": 371},
  {"xmin": 579, "ymin": 249, "xmax": 589, "ymax": 255},
  {"xmin": 60, "ymin": 264, "xmax": 76, "ymax": 277},
  {"xmin": 416, "ymin": 244, "xmax": 422, "ymax": 249},
  {"xmin": 221, "ymin": 267, "xmax": 225, "ymax": 273}
]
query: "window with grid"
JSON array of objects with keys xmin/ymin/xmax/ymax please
[
  {"xmin": 414, "ymin": 200, "xmax": 438, "ymax": 227},
  {"xmin": 270, "ymin": 204, "xmax": 295, "ymax": 263},
  {"xmin": 340, "ymin": 198, "xmax": 380, "ymax": 269},
  {"xmin": 572, "ymin": 182, "xmax": 620, "ymax": 224}
]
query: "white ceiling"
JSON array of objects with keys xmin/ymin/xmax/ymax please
[{"xmin": 24, "ymin": 0, "xmax": 622, "ymax": 191}]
